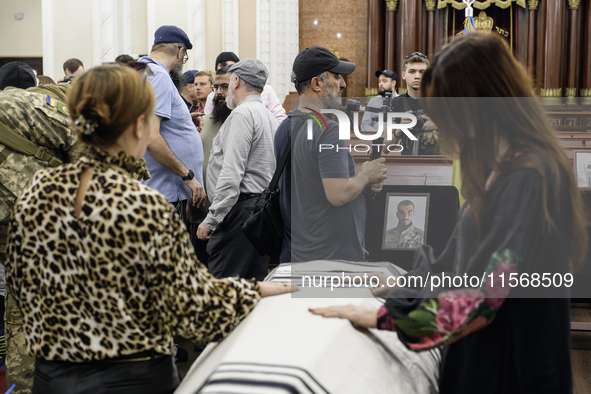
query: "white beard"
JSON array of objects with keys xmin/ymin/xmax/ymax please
[{"xmin": 226, "ymin": 88, "xmax": 236, "ymax": 110}]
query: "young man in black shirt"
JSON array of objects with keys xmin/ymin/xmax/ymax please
[{"xmin": 393, "ymin": 52, "xmax": 439, "ymax": 155}]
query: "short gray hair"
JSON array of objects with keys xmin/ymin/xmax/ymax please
[
  {"xmin": 231, "ymin": 72, "xmax": 264, "ymax": 94},
  {"xmin": 292, "ymin": 70, "xmax": 328, "ymax": 95}
]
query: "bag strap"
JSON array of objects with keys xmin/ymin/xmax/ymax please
[
  {"xmin": 0, "ymin": 120, "xmax": 63, "ymax": 167},
  {"xmin": 269, "ymin": 116, "xmax": 307, "ymax": 190}
]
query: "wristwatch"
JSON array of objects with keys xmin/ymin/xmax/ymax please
[{"xmin": 181, "ymin": 170, "xmax": 194, "ymax": 181}]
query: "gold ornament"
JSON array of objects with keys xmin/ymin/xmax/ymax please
[
  {"xmin": 527, "ymin": 0, "xmax": 539, "ymax": 10},
  {"xmin": 474, "ymin": 11, "xmax": 494, "ymax": 32},
  {"xmin": 425, "ymin": 0, "xmax": 437, "ymax": 11},
  {"xmin": 385, "ymin": 0, "xmax": 398, "ymax": 12},
  {"xmin": 540, "ymin": 88, "xmax": 562, "ymax": 97},
  {"xmin": 568, "ymin": 0, "xmax": 580, "ymax": 9}
]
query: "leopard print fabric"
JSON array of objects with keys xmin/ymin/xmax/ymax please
[{"xmin": 5, "ymin": 148, "xmax": 260, "ymax": 362}]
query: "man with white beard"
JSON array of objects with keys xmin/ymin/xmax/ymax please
[{"xmin": 197, "ymin": 58, "xmax": 278, "ymax": 280}]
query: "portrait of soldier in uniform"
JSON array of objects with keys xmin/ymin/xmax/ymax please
[{"xmin": 383, "ymin": 195, "xmax": 428, "ymax": 249}]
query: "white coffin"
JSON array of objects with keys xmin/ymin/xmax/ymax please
[{"xmin": 175, "ymin": 261, "xmax": 440, "ymax": 394}]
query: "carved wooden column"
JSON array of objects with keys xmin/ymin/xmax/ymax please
[
  {"xmin": 582, "ymin": 0, "xmax": 591, "ymax": 97},
  {"xmin": 527, "ymin": 0, "xmax": 538, "ymax": 84},
  {"xmin": 367, "ymin": 0, "xmax": 385, "ymax": 96},
  {"xmin": 385, "ymin": 0, "xmax": 398, "ymax": 71},
  {"xmin": 566, "ymin": 0, "xmax": 581, "ymax": 97},
  {"xmin": 540, "ymin": 0, "xmax": 566, "ymax": 97},
  {"xmin": 425, "ymin": 0, "xmax": 436, "ymax": 60}
]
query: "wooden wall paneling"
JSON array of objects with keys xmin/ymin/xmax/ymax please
[
  {"xmin": 385, "ymin": 8, "xmax": 397, "ymax": 71},
  {"xmin": 582, "ymin": 0, "xmax": 591, "ymax": 97},
  {"xmin": 420, "ymin": 1, "xmax": 427, "ymax": 57},
  {"xmin": 514, "ymin": 6, "xmax": 529, "ymax": 71},
  {"xmin": 433, "ymin": 5, "xmax": 447, "ymax": 57},
  {"xmin": 566, "ymin": 2, "xmax": 581, "ymax": 97},
  {"xmin": 535, "ymin": 0, "xmax": 546, "ymax": 94},
  {"xmin": 367, "ymin": 0, "xmax": 385, "ymax": 94},
  {"xmin": 425, "ymin": 0, "xmax": 436, "ymax": 60},
  {"xmin": 416, "ymin": 0, "xmax": 424, "ymax": 57},
  {"xmin": 540, "ymin": 0, "xmax": 566, "ymax": 97},
  {"xmin": 0, "ymin": 57, "xmax": 43, "ymax": 75},
  {"xmin": 526, "ymin": 5, "xmax": 537, "ymax": 82}
]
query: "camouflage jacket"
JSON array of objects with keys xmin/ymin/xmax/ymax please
[
  {"xmin": 0, "ymin": 86, "xmax": 76, "ymax": 257},
  {"xmin": 384, "ymin": 224, "xmax": 425, "ymax": 249}
]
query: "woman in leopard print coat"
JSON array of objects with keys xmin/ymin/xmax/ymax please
[{"xmin": 5, "ymin": 64, "xmax": 289, "ymax": 394}]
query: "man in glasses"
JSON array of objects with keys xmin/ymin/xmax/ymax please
[
  {"xmin": 138, "ymin": 25, "xmax": 206, "ymax": 226},
  {"xmin": 187, "ymin": 66, "xmax": 233, "ymax": 266},
  {"xmin": 203, "ymin": 51, "xmax": 287, "ymax": 123},
  {"xmin": 392, "ymin": 52, "xmax": 439, "ymax": 155}
]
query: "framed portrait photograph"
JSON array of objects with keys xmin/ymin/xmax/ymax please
[
  {"xmin": 382, "ymin": 193, "xmax": 430, "ymax": 250},
  {"xmin": 573, "ymin": 150, "xmax": 591, "ymax": 188}
]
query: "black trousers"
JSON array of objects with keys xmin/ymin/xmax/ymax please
[
  {"xmin": 33, "ymin": 355, "xmax": 180, "ymax": 394},
  {"xmin": 207, "ymin": 194, "xmax": 269, "ymax": 281}
]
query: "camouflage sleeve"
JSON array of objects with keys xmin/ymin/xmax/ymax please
[
  {"xmin": 3, "ymin": 169, "xmax": 47, "ymax": 303},
  {"xmin": 4, "ymin": 195, "xmax": 24, "ymax": 304},
  {"xmin": 148, "ymin": 195, "xmax": 260, "ymax": 343}
]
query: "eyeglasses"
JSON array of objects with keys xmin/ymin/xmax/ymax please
[
  {"xmin": 404, "ymin": 52, "xmax": 427, "ymax": 60},
  {"xmin": 212, "ymin": 84, "xmax": 229, "ymax": 92},
  {"xmin": 178, "ymin": 46, "xmax": 189, "ymax": 64}
]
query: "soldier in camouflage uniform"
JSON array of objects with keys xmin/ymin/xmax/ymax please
[
  {"xmin": 384, "ymin": 200, "xmax": 425, "ymax": 249},
  {"xmin": 0, "ymin": 84, "xmax": 75, "ymax": 393}
]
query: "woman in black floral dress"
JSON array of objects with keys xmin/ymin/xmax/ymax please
[{"xmin": 311, "ymin": 33, "xmax": 587, "ymax": 394}]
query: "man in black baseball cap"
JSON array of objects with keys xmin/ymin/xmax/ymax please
[
  {"xmin": 214, "ymin": 52, "xmax": 240, "ymax": 70},
  {"xmin": 272, "ymin": 46, "xmax": 387, "ymax": 264},
  {"xmin": 291, "ymin": 46, "xmax": 356, "ymax": 109},
  {"xmin": 0, "ymin": 61, "xmax": 37, "ymax": 90},
  {"xmin": 361, "ymin": 69, "xmax": 399, "ymax": 132},
  {"xmin": 292, "ymin": 46, "xmax": 356, "ymax": 85},
  {"xmin": 203, "ymin": 51, "xmax": 287, "ymax": 123},
  {"xmin": 374, "ymin": 69, "xmax": 398, "ymax": 96}
]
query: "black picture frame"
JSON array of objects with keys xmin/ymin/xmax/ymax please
[
  {"xmin": 366, "ymin": 185, "xmax": 459, "ymax": 271},
  {"xmin": 573, "ymin": 150, "xmax": 591, "ymax": 188},
  {"xmin": 382, "ymin": 193, "xmax": 430, "ymax": 250}
]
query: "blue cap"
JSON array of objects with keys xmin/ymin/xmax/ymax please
[
  {"xmin": 154, "ymin": 25, "xmax": 193, "ymax": 50},
  {"xmin": 183, "ymin": 70, "xmax": 198, "ymax": 84}
]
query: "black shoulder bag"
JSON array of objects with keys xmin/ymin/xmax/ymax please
[{"xmin": 241, "ymin": 117, "xmax": 306, "ymax": 256}]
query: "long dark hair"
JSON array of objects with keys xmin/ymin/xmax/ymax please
[{"xmin": 421, "ymin": 33, "xmax": 587, "ymax": 267}]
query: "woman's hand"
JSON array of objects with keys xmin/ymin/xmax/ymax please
[
  {"xmin": 258, "ymin": 282, "xmax": 297, "ymax": 297},
  {"xmin": 368, "ymin": 271, "xmax": 398, "ymax": 297},
  {"xmin": 309, "ymin": 305, "xmax": 379, "ymax": 328}
]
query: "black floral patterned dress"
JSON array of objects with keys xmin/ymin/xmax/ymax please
[{"xmin": 377, "ymin": 152, "xmax": 573, "ymax": 393}]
